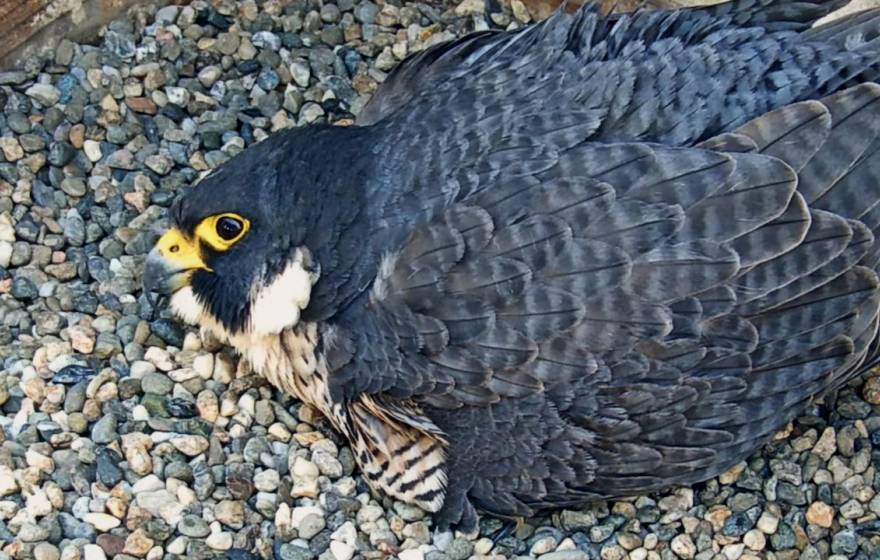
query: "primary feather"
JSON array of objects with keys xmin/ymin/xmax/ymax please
[{"xmin": 149, "ymin": 0, "xmax": 880, "ymax": 532}]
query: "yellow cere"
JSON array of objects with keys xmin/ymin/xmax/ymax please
[{"xmin": 154, "ymin": 227, "xmax": 211, "ymax": 272}]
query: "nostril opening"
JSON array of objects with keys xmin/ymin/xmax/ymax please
[{"xmin": 169, "ymin": 245, "xmax": 180, "ymax": 253}]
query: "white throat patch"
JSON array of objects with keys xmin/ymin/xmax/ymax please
[{"xmin": 248, "ymin": 248, "xmax": 319, "ymax": 336}]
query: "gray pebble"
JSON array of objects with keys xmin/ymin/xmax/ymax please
[{"xmin": 90, "ymin": 414, "xmax": 118, "ymax": 444}]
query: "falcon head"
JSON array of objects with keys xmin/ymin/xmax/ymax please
[{"xmin": 142, "ymin": 127, "xmax": 334, "ymax": 340}]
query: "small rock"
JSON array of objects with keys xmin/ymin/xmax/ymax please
[
  {"xmin": 215, "ymin": 500, "xmax": 245, "ymax": 528},
  {"xmin": 330, "ymin": 541, "xmax": 355, "ymax": 560},
  {"xmin": 171, "ymin": 434, "xmax": 209, "ymax": 456},
  {"xmin": 863, "ymin": 375, "xmax": 880, "ymax": 404},
  {"xmin": 743, "ymin": 529, "xmax": 766, "ymax": 551},
  {"xmin": 0, "ymin": 138, "xmax": 24, "ymax": 161},
  {"xmin": 135, "ymin": 489, "xmax": 186, "ymax": 525},
  {"xmin": 206, "ymin": 529, "xmax": 233, "ymax": 550},
  {"xmin": 83, "ymin": 545, "xmax": 107, "ymax": 560},
  {"xmin": 127, "ymin": 97, "xmax": 158, "ymax": 114},
  {"xmin": 123, "ymin": 529, "xmax": 154, "ymax": 556},
  {"xmin": 155, "ymin": 5, "xmax": 179, "ymax": 25},
  {"xmin": 83, "ymin": 140, "xmax": 102, "ymax": 162},
  {"xmin": 178, "ymin": 514, "xmax": 211, "ymax": 538},
  {"xmin": 26, "ymin": 83, "xmax": 61, "ymax": 105},
  {"xmin": 756, "ymin": 511, "xmax": 779, "ymax": 534},
  {"xmin": 671, "ymin": 534, "xmax": 696, "ymax": 559},
  {"xmin": 91, "ymin": 414, "xmax": 118, "ymax": 444},
  {"xmin": 83, "ymin": 513, "xmax": 121, "ymax": 532},
  {"xmin": 813, "ymin": 428, "xmax": 837, "ymax": 461},
  {"xmin": 34, "ymin": 543, "xmax": 60, "ymax": 560},
  {"xmin": 806, "ymin": 501, "xmax": 835, "ymax": 528},
  {"xmin": 18, "ymin": 522, "xmax": 50, "ymax": 542}
]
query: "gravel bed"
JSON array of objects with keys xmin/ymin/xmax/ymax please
[{"xmin": 0, "ymin": 0, "xmax": 879, "ymax": 559}]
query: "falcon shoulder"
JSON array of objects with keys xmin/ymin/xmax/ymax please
[{"xmin": 358, "ymin": 0, "xmax": 863, "ymax": 146}]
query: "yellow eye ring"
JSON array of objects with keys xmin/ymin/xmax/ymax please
[{"xmin": 195, "ymin": 213, "xmax": 250, "ymax": 251}]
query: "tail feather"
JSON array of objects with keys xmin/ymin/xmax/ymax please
[
  {"xmin": 685, "ymin": 0, "xmax": 851, "ymax": 32},
  {"xmin": 804, "ymin": 8, "xmax": 880, "ymax": 43}
]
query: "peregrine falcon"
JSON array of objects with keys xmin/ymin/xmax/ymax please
[{"xmin": 144, "ymin": 0, "xmax": 880, "ymax": 531}]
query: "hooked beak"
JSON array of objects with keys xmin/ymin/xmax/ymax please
[{"xmin": 143, "ymin": 228, "xmax": 210, "ymax": 295}]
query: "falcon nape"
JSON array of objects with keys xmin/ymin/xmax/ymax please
[{"xmin": 144, "ymin": 0, "xmax": 880, "ymax": 531}]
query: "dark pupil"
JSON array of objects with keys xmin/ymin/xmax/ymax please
[{"xmin": 217, "ymin": 217, "xmax": 242, "ymax": 241}]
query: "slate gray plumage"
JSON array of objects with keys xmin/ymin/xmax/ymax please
[{"xmin": 144, "ymin": 0, "xmax": 880, "ymax": 531}]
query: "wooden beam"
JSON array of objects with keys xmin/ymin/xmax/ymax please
[{"xmin": 0, "ymin": 0, "xmax": 178, "ymax": 71}]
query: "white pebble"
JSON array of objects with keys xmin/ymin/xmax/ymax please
[
  {"xmin": 131, "ymin": 405, "xmax": 150, "ymax": 421},
  {"xmin": 254, "ymin": 469, "xmax": 280, "ymax": 492},
  {"xmin": 83, "ymin": 513, "xmax": 121, "ymax": 532},
  {"xmin": 193, "ymin": 354, "xmax": 214, "ymax": 379},
  {"xmin": 398, "ymin": 549, "xmax": 424, "ymax": 560},
  {"xmin": 83, "ymin": 140, "xmax": 102, "ymax": 162},
  {"xmin": 206, "ymin": 531, "xmax": 233, "ymax": 550},
  {"xmin": 83, "ymin": 545, "xmax": 107, "ymax": 560},
  {"xmin": 25, "ymin": 487, "xmax": 53, "ymax": 517},
  {"xmin": 330, "ymin": 541, "xmax": 355, "ymax": 560},
  {"xmin": 0, "ymin": 466, "xmax": 19, "ymax": 496}
]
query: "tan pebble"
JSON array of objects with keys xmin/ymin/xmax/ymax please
[
  {"xmin": 670, "ymin": 534, "xmax": 695, "ymax": 559},
  {"xmin": 214, "ymin": 500, "xmax": 245, "ymax": 528},
  {"xmin": 719, "ymin": 462, "xmax": 746, "ymax": 485},
  {"xmin": 68, "ymin": 325, "xmax": 96, "ymax": 354},
  {"xmin": 68, "ymin": 124, "xmax": 85, "ymax": 148},
  {"xmin": 171, "ymin": 435, "xmax": 209, "ymax": 456},
  {"xmin": 94, "ymin": 382, "xmax": 118, "ymax": 402},
  {"xmin": 22, "ymin": 378, "xmax": 47, "ymax": 403},
  {"xmin": 706, "ymin": 506, "xmax": 732, "ymax": 531},
  {"xmin": 25, "ymin": 487, "xmax": 53, "ymax": 516},
  {"xmin": 196, "ymin": 390, "xmax": 219, "ymax": 422},
  {"xmin": 806, "ymin": 502, "xmax": 834, "ymax": 528},
  {"xmin": 454, "ymin": 0, "xmax": 485, "ymax": 16},
  {"xmin": 123, "ymin": 529, "xmax": 154, "ymax": 556},
  {"xmin": 192, "ymin": 354, "xmax": 214, "ymax": 378},
  {"xmin": 743, "ymin": 529, "xmax": 766, "ymax": 551},
  {"xmin": 106, "ymin": 496, "xmax": 128, "ymax": 519},
  {"xmin": 511, "ymin": 0, "xmax": 531, "ymax": 23},
  {"xmin": 862, "ymin": 375, "xmax": 880, "ymax": 404},
  {"xmin": 291, "ymin": 478, "xmax": 319, "ymax": 499},
  {"xmin": 44, "ymin": 384, "xmax": 65, "ymax": 405},
  {"xmin": 813, "ymin": 428, "xmax": 837, "ymax": 461},
  {"xmin": 0, "ymin": 138, "xmax": 24, "ymax": 161},
  {"xmin": 25, "ymin": 449, "xmax": 53, "ymax": 473},
  {"xmin": 45, "ymin": 483, "xmax": 64, "ymax": 509}
]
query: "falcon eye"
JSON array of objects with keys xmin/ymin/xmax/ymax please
[
  {"xmin": 196, "ymin": 213, "xmax": 250, "ymax": 250},
  {"xmin": 217, "ymin": 216, "xmax": 243, "ymax": 240}
]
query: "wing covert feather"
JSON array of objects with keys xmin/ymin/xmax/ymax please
[{"xmin": 331, "ymin": 61, "xmax": 880, "ymax": 512}]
